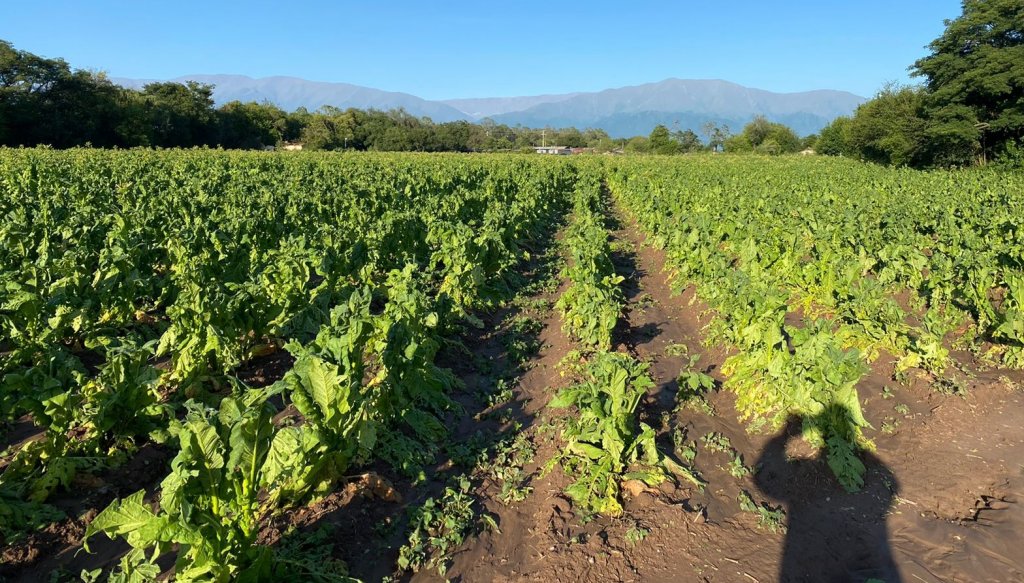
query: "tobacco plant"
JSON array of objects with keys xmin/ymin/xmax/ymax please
[
  {"xmin": 547, "ymin": 352, "xmax": 696, "ymax": 516},
  {"xmin": 84, "ymin": 389, "xmax": 315, "ymax": 581}
]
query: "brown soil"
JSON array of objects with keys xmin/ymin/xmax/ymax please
[
  {"xmin": 420, "ymin": 280, "xmax": 577, "ymax": 582},
  {"xmin": 432, "ymin": 211, "xmax": 1024, "ymax": 583},
  {"xmin": 6, "ymin": 211, "xmax": 1024, "ymax": 583},
  {"xmin": 248, "ymin": 240, "xmax": 573, "ymax": 582},
  {"xmin": 1, "ymin": 237, "xmax": 570, "ymax": 582},
  {"xmin": 234, "ymin": 347, "xmax": 295, "ymax": 388},
  {"xmin": 1, "ymin": 444, "xmax": 171, "ymax": 582}
]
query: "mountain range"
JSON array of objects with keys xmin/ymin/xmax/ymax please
[{"xmin": 112, "ymin": 75, "xmax": 865, "ymax": 137}]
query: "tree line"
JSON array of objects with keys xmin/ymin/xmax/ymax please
[
  {"xmin": 0, "ymin": 40, "xmax": 611, "ymax": 152},
  {"xmin": 0, "ymin": 37, "xmax": 815, "ymax": 157},
  {"xmin": 0, "ymin": 38, "xmax": 814, "ymax": 156},
  {"xmin": 0, "ymin": 39, "xmax": 706, "ymax": 153},
  {"xmin": 0, "ymin": 38, "xmax": 795, "ymax": 156},
  {"xmin": 3, "ymin": 0, "xmax": 1019, "ymax": 166},
  {"xmin": 816, "ymin": 0, "xmax": 1023, "ymax": 168}
]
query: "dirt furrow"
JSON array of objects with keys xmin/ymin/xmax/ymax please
[{"xmin": 433, "ymin": 197, "xmax": 1024, "ymax": 583}]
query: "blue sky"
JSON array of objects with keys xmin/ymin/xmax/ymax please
[{"xmin": 2, "ymin": 1, "xmax": 962, "ymax": 99}]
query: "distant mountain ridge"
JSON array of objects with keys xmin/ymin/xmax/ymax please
[
  {"xmin": 486, "ymin": 79, "xmax": 864, "ymax": 137},
  {"xmin": 112, "ymin": 74, "xmax": 470, "ymax": 123},
  {"xmin": 111, "ymin": 75, "xmax": 865, "ymax": 137},
  {"xmin": 441, "ymin": 92, "xmax": 583, "ymax": 118}
]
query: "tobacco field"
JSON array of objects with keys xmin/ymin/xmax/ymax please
[{"xmin": 2, "ymin": 149, "xmax": 1023, "ymax": 582}]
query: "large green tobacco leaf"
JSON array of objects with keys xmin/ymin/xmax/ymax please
[
  {"xmin": 85, "ymin": 390, "xmax": 312, "ymax": 581},
  {"xmin": 85, "ymin": 490, "xmax": 199, "ymax": 551}
]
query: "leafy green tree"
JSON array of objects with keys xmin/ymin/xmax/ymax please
[
  {"xmin": 560, "ymin": 127, "xmax": 586, "ymax": 148},
  {"xmin": 725, "ymin": 116, "xmax": 801, "ymax": 154},
  {"xmin": 744, "ymin": 116, "xmax": 774, "ymax": 146},
  {"xmin": 583, "ymin": 128, "xmax": 611, "ymax": 148},
  {"xmin": 846, "ymin": 85, "xmax": 928, "ymax": 166},
  {"xmin": 376, "ymin": 124, "xmax": 415, "ymax": 151},
  {"xmin": 115, "ymin": 89, "xmax": 154, "ymax": 146},
  {"xmin": 217, "ymin": 101, "xmax": 287, "ymax": 148},
  {"xmin": 701, "ymin": 122, "xmax": 730, "ymax": 152},
  {"xmin": 723, "ymin": 133, "xmax": 753, "ymax": 153},
  {"xmin": 472, "ymin": 118, "xmax": 516, "ymax": 151},
  {"xmin": 488, "ymin": 124, "xmax": 517, "ymax": 149},
  {"xmin": 433, "ymin": 120, "xmax": 473, "ymax": 152},
  {"xmin": 592, "ymin": 137, "xmax": 617, "ymax": 152},
  {"xmin": 283, "ymin": 107, "xmax": 312, "ymax": 142},
  {"xmin": 1, "ymin": 40, "xmax": 72, "ymax": 145},
  {"xmin": 816, "ymin": 116, "xmax": 853, "ymax": 156},
  {"xmin": 624, "ymin": 136, "xmax": 650, "ymax": 153},
  {"xmin": 141, "ymin": 81, "xmax": 217, "ymax": 147},
  {"xmin": 299, "ymin": 106, "xmax": 357, "ymax": 150},
  {"xmin": 649, "ymin": 124, "xmax": 680, "ymax": 154},
  {"xmin": 34, "ymin": 71, "xmax": 127, "ymax": 148},
  {"xmin": 0, "ymin": 42, "xmax": 151, "ymax": 148},
  {"xmin": 765, "ymin": 123, "xmax": 801, "ymax": 153},
  {"xmin": 756, "ymin": 139, "xmax": 784, "ymax": 155},
  {"xmin": 912, "ymin": 0, "xmax": 1024, "ymax": 163},
  {"xmin": 673, "ymin": 129, "xmax": 703, "ymax": 152}
]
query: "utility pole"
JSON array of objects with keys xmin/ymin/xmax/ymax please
[{"xmin": 541, "ymin": 129, "xmax": 546, "ymax": 147}]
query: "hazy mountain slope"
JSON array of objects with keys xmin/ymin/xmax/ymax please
[
  {"xmin": 441, "ymin": 92, "xmax": 582, "ymax": 118},
  {"xmin": 112, "ymin": 75, "xmax": 864, "ymax": 136},
  {"xmin": 490, "ymin": 79, "xmax": 864, "ymax": 136},
  {"xmin": 113, "ymin": 74, "xmax": 471, "ymax": 122}
]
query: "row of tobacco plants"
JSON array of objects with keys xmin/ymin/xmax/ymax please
[
  {"xmin": 607, "ymin": 155, "xmax": 1024, "ymax": 491},
  {"xmin": 546, "ymin": 161, "xmax": 698, "ymax": 516},
  {"xmin": 4, "ymin": 147, "xmax": 1021, "ymax": 577},
  {"xmin": 0, "ymin": 148, "xmax": 577, "ymax": 581}
]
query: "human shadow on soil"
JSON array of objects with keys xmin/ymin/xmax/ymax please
[{"xmin": 754, "ymin": 409, "xmax": 901, "ymax": 583}]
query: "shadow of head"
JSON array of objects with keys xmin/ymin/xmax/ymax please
[
  {"xmin": 755, "ymin": 404, "xmax": 897, "ymax": 499},
  {"xmin": 755, "ymin": 407, "xmax": 903, "ymax": 581}
]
